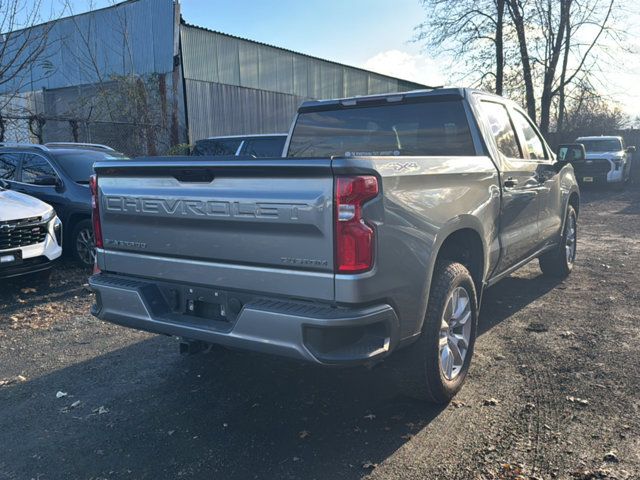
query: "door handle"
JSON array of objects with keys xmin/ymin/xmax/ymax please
[{"xmin": 504, "ymin": 177, "xmax": 519, "ymax": 188}]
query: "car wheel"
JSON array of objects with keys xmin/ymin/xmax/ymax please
[
  {"xmin": 393, "ymin": 261, "xmax": 478, "ymax": 404},
  {"xmin": 72, "ymin": 219, "xmax": 96, "ymax": 267},
  {"xmin": 539, "ymin": 205, "xmax": 577, "ymax": 278}
]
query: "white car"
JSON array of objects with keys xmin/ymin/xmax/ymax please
[
  {"xmin": 0, "ymin": 181, "xmax": 62, "ymax": 280},
  {"xmin": 575, "ymin": 136, "xmax": 636, "ymax": 186}
]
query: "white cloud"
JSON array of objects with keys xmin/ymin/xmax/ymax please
[{"xmin": 362, "ymin": 50, "xmax": 447, "ymax": 88}]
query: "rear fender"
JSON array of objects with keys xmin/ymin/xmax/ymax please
[{"xmin": 413, "ymin": 216, "xmax": 489, "ymax": 336}]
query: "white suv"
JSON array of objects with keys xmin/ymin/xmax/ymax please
[{"xmin": 0, "ymin": 180, "xmax": 62, "ymax": 280}]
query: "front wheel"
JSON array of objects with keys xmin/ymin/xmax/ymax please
[
  {"xmin": 71, "ymin": 219, "xmax": 96, "ymax": 267},
  {"xmin": 539, "ymin": 205, "xmax": 577, "ymax": 278},
  {"xmin": 394, "ymin": 261, "xmax": 478, "ymax": 404}
]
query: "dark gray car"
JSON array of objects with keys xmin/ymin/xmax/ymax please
[
  {"xmin": 88, "ymin": 88, "xmax": 579, "ymax": 403},
  {"xmin": 0, "ymin": 143, "xmax": 128, "ymax": 266}
]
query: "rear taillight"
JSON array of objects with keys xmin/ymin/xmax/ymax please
[
  {"xmin": 89, "ymin": 175, "xmax": 103, "ymax": 249},
  {"xmin": 334, "ymin": 175, "xmax": 379, "ymax": 273}
]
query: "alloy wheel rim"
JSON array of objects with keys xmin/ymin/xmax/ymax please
[
  {"xmin": 76, "ymin": 228, "xmax": 96, "ymax": 266},
  {"xmin": 439, "ymin": 286, "xmax": 472, "ymax": 381},
  {"xmin": 565, "ymin": 214, "xmax": 577, "ymax": 265}
]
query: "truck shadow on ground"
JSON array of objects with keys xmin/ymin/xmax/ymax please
[{"xmin": 1, "ymin": 271, "xmax": 567, "ymax": 480}]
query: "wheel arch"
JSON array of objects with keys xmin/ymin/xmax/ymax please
[
  {"xmin": 412, "ymin": 218, "xmax": 488, "ymax": 337},
  {"xmin": 65, "ymin": 212, "xmax": 91, "ymax": 239}
]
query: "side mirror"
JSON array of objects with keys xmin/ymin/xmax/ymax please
[
  {"xmin": 33, "ymin": 175, "xmax": 61, "ymax": 187},
  {"xmin": 0, "ymin": 179, "xmax": 10, "ymax": 189},
  {"xmin": 556, "ymin": 143, "xmax": 586, "ymax": 163},
  {"xmin": 627, "ymin": 145, "xmax": 636, "ymax": 153}
]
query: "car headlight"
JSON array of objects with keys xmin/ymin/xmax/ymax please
[
  {"xmin": 42, "ymin": 208, "xmax": 56, "ymax": 223},
  {"xmin": 53, "ymin": 217, "xmax": 63, "ymax": 246}
]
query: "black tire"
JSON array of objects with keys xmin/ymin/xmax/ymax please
[
  {"xmin": 71, "ymin": 219, "xmax": 96, "ymax": 267},
  {"xmin": 393, "ymin": 261, "xmax": 478, "ymax": 404},
  {"xmin": 539, "ymin": 205, "xmax": 577, "ymax": 278}
]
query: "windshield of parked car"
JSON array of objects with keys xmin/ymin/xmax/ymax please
[
  {"xmin": 287, "ymin": 99, "xmax": 475, "ymax": 158},
  {"xmin": 579, "ymin": 139, "xmax": 622, "ymax": 152},
  {"xmin": 50, "ymin": 150, "xmax": 129, "ymax": 183}
]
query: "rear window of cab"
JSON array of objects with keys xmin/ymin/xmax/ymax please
[{"xmin": 287, "ymin": 100, "xmax": 475, "ymax": 158}]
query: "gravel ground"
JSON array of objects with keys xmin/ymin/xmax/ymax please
[{"xmin": 0, "ymin": 184, "xmax": 639, "ymax": 480}]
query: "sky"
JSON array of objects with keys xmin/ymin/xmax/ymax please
[{"xmin": 36, "ymin": 0, "xmax": 640, "ymax": 118}]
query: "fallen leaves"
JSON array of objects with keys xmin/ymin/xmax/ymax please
[
  {"xmin": 566, "ymin": 396, "xmax": 589, "ymax": 406},
  {"xmin": 0, "ymin": 375, "xmax": 27, "ymax": 386},
  {"xmin": 94, "ymin": 406, "xmax": 109, "ymax": 415},
  {"xmin": 526, "ymin": 322, "xmax": 549, "ymax": 333}
]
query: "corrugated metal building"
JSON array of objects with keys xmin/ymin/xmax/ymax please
[{"xmin": 0, "ymin": 0, "xmax": 428, "ymax": 153}]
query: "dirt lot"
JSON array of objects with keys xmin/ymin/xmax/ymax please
[{"xmin": 1, "ymin": 184, "xmax": 639, "ymax": 480}]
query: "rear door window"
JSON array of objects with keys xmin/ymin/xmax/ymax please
[
  {"xmin": 0, "ymin": 153, "xmax": 20, "ymax": 180},
  {"xmin": 20, "ymin": 154, "xmax": 58, "ymax": 184},
  {"xmin": 287, "ymin": 100, "xmax": 475, "ymax": 157},
  {"xmin": 479, "ymin": 101, "xmax": 523, "ymax": 159}
]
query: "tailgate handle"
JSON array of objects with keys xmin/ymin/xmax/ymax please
[{"xmin": 173, "ymin": 170, "xmax": 215, "ymax": 183}]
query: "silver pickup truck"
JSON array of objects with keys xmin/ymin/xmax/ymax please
[{"xmin": 89, "ymin": 88, "xmax": 580, "ymax": 403}]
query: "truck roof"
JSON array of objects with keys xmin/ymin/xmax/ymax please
[
  {"xmin": 297, "ymin": 87, "xmax": 514, "ymax": 113},
  {"xmin": 576, "ymin": 135, "xmax": 623, "ymax": 141},
  {"xmin": 203, "ymin": 133, "xmax": 287, "ymax": 140}
]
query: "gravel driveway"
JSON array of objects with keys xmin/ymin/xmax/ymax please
[{"xmin": 1, "ymin": 185, "xmax": 639, "ymax": 480}]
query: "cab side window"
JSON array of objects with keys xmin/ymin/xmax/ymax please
[
  {"xmin": 480, "ymin": 101, "xmax": 523, "ymax": 159},
  {"xmin": 0, "ymin": 153, "xmax": 20, "ymax": 180},
  {"xmin": 512, "ymin": 110, "xmax": 548, "ymax": 160},
  {"xmin": 21, "ymin": 154, "xmax": 58, "ymax": 184}
]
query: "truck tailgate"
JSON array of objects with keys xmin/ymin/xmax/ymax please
[{"xmin": 94, "ymin": 158, "xmax": 335, "ymax": 298}]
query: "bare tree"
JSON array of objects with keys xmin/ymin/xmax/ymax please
[
  {"xmin": 417, "ymin": 0, "xmax": 628, "ymax": 134},
  {"xmin": 562, "ymin": 82, "xmax": 628, "ymax": 132},
  {"xmin": 415, "ymin": 0, "xmax": 508, "ymax": 94},
  {"xmin": 0, "ymin": 0, "xmax": 56, "ymax": 141}
]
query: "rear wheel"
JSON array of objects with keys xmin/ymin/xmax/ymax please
[
  {"xmin": 539, "ymin": 205, "xmax": 577, "ymax": 277},
  {"xmin": 394, "ymin": 261, "xmax": 478, "ymax": 404},
  {"xmin": 71, "ymin": 219, "xmax": 96, "ymax": 267}
]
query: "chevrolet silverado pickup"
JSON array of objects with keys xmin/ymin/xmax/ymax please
[{"xmin": 88, "ymin": 88, "xmax": 580, "ymax": 403}]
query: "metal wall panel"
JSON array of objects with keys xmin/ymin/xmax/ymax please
[
  {"xmin": 238, "ymin": 42, "xmax": 260, "ymax": 90},
  {"xmin": 180, "ymin": 24, "xmax": 426, "ymax": 99},
  {"xmin": 0, "ymin": 0, "xmax": 175, "ymax": 94},
  {"xmin": 185, "ymin": 79, "xmax": 305, "ymax": 142}
]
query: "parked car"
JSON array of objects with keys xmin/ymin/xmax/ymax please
[
  {"xmin": 192, "ymin": 134, "xmax": 287, "ymax": 157},
  {"xmin": 573, "ymin": 135, "xmax": 636, "ymax": 187},
  {"xmin": 0, "ymin": 143, "xmax": 128, "ymax": 266},
  {"xmin": 88, "ymin": 88, "xmax": 579, "ymax": 403},
  {"xmin": 0, "ymin": 180, "xmax": 62, "ymax": 280}
]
